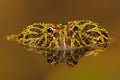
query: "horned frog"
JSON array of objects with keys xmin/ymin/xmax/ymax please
[{"xmin": 7, "ymin": 20, "xmax": 111, "ymax": 67}]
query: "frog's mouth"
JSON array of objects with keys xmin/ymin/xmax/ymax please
[{"xmin": 39, "ymin": 44, "xmax": 97, "ymax": 54}]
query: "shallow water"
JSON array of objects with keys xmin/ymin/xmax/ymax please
[{"xmin": 0, "ymin": 0, "xmax": 120, "ymax": 80}]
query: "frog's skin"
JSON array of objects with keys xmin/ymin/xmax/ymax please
[{"xmin": 7, "ymin": 20, "xmax": 110, "ymax": 67}]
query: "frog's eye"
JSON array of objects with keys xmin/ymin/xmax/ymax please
[
  {"xmin": 47, "ymin": 27, "xmax": 53, "ymax": 33},
  {"xmin": 73, "ymin": 26, "xmax": 78, "ymax": 31}
]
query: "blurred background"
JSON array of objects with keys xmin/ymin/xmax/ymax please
[{"xmin": 0, "ymin": 0, "xmax": 120, "ymax": 80}]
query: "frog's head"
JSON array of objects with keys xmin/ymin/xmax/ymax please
[{"xmin": 16, "ymin": 20, "xmax": 110, "ymax": 52}]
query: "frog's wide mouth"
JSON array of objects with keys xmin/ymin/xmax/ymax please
[{"xmin": 37, "ymin": 45, "xmax": 97, "ymax": 53}]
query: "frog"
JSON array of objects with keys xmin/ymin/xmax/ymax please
[{"xmin": 7, "ymin": 20, "xmax": 111, "ymax": 67}]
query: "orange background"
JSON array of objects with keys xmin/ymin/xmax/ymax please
[{"xmin": 0, "ymin": 0, "xmax": 120, "ymax": 80}]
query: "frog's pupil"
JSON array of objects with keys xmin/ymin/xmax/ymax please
[
  {"xmin": 73, "ymin": 26, "xmax": 78, "ymax": 31},
  {"xmin": 47, "ymin": 28, "xmax": 53, "ymax": 33}
]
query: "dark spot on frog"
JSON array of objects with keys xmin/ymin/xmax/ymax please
[
  {"xmin": 83, "ymin": 24, "xmax": 96, "ymax": 31},
  {"xmin": 25, "ymin": 34, "xmax": 40, "ymax": 39},
  {"xmin": 30, "ymin": 28, "xmax": 41, "ymax": 33},
  {"xmin": 74, "ymin": 41, "xmax": 80, "ymax": 47},
  {"xmin": 101, "ymin": 31, "xmax": 108, "ymax": 37},
  {"xmin": 67, "ymin": 31, "xmax": 73, "ymax": 37},
  {"xmin": 74, "ymin": 33, "xmax": 80, "ymax": 40},
  {"xmin": 87, "ymin": 31, "xmax": 100, "ymax": 38},
  {"xmin": 78, "ymin": 21, "xmax": 86, "ymax": 25},
  {"xmin": 51, "ymin": 43, "xmax": 56, "ymax": 48},
  {"xmin": 82, "ymin": 35, "xmax": 90, "ymax": 44},
  {"xmin": 33, "ymin": 24, "xmax": 44, "ymax": 29},
  {"xmin": 37, "ymin": 37, "xmax": 45, "ymax": 46},
  {"xmin": 103, "ymin": 38, "xmax": 108, "ymax": 42},
  {"xmin": 65, "ymin": 38, "xmax": 71, "ymax": 47},
  {"xmin": 47, "ymin": 36, "xmax": 53, "ymax": 43},
  {"xmin": 102, "ymin": 43, "xmax": 108, "ymax": 48},
  {"xmin": 46, "ymin": 43, "xmax": 49, "ymax": 47},
  {"xmin": 54, "ymin": 32, "xmax": 60, "ymax": 38},
  {"xmin": 98, "ymin": 39, "xmax": 102, "ymax": 42},
  {"xmin": 18, "ymin": 34, "xmax": 23, "ymax": 39},
  {"xmin": 74, "ymin": 33, "xmax": 85, "ymax": 46}
]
